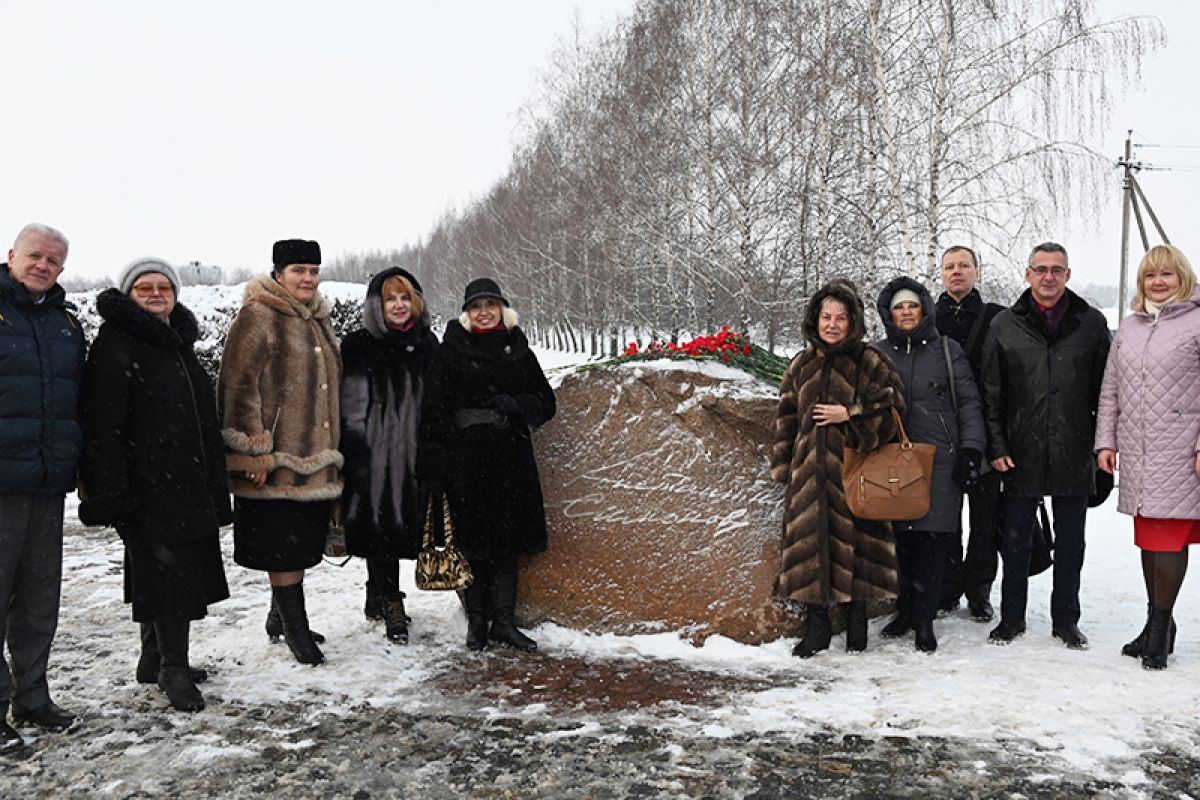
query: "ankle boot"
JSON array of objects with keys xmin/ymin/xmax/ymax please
[
  {"xmin": 364, "ymin": 580, "xmax": 384, "ymax": 621},
  {"xmin": 845, "ymin": 602, "xmax": 868, "ymax": 652},
  {"xmin": 1122, "ymin": 603, "xmax": 1176, "ymax": 658},
  {"xmin": 382, "ymin": 592, "xmax": 409, "ymax": 644},
  {"xmin": 271, "ymin": 583, "xmax": 326, "ymax": 665},
  {"xmin": 1142, "ymin": 608, "xmax": 1174, "ymax": 670},
  {"xmin": 137, "ymin": 622, "xmax": 208, "ymax": 685},
  {"xmin": 792, "ymin": 604, "xmax": 832, "ymax": 658},
  {"xmin": 913, "ymin": 620, "xmax": 938, "ymax": 653},
  {"xmin": 154, "ymin": 620, "xmax": 204, "ymax": 712},
  {"xmin": 488, "ymin": 569, "xmax": 537, "ymax": 651},
  {"xmin": 266, "ymin": 595, "xmax": 326, "ymax": 644}
]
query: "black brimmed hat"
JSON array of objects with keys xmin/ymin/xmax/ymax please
[{"xmin": 461, "ymin": 277, "xmax": 509, "ymax": 310}]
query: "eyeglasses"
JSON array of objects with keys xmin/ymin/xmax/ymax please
[
  {"xmin": 1028, "ymin": 266, "xmax": 1068, "ymax": 277},
  {"xmin": 131, "ymin": 283, "xmax": 175, "ymax": 297}
]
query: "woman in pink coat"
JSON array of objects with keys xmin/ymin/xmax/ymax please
[{"xmin": 1096, "ymin": 244, "xmax": 1200, "ymax": 670}]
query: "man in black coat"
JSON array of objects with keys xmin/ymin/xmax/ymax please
[
  {"xmin": 982, "ymin": 242, "xmax": 1111, "ymax": 649},
  {"xmin": 935, "ymin": 246, "xmax": 1006, "ymax": 623},
  {"xmin": 0, "ymin": 224, "xmax": 85, "ymax": 751}
]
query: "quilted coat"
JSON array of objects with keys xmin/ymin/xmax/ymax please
[
  {"xmin": 875, "ymin": 277, "xmax": 987, "ymax": 534},
  {"xmin": 769, "ymin": 279, "xmax": 905, "ymax": 607},
  {"xmin": 1095, "ymin": 287, "xmax": 1200, "ymax": 519},
  {"xmin": 982, "ymin": 287, "xmax": 1110, "ymax": 498},
  {"xmin": 79, "ymin": 289, "xmax": 233, "ymax": 545},
  {"xmin": 340, "ymin": 267, "xmax": 439, "ymax": 558},
  {"xmin": 0, "ymin": 264, "xmax": 86, "ymax": 494},
  {"xmin": 218, "ymin": 275, "xmax": 343, "ymax": 501}
]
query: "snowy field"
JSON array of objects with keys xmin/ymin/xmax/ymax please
[{"xmin": 8, "ymin": 324, "xmax": 1199, "ymax": 797}]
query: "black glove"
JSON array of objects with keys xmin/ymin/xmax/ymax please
[
  {"xmin": 954, "ymin": 448, "xmax": 982, "ymax": 491},
  {"xmin": 490, "ymin": 393, "xmax": 521, "ymax": 418}
]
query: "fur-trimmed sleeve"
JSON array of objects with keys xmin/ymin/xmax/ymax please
[
  {"xmin": 844, "ymin": 346, "xmax": 905, "ymax": 453},
  {"xmin": 218, "ymin": 306, "xmax": 274, "ymax": 459},
  {"xmin": 769, "ymin": 353, "xmax": 803, "ymax": 482}
]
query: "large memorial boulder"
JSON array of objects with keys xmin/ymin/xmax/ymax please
[{"xmin": 521, "ymin": 360, "xmax": 794, "ymax": 644}]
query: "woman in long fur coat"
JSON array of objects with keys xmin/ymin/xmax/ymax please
[
  {"xmin": 339, "ymin": 267, "xmax": 438, "ymax": 643},
  {"xmin": 418, "ymin": 278, "xmax": 556, "ymax": 652},
  {"xmin": 769, "ymin": 278, "xmax": 905, "ymax": 658},
  {"xmin": 219, "ymin": 239, "xmax": 342, "ymax": 666}
]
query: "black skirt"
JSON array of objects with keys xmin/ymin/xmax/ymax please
[
  {"xmin": 124, "ymin": 535, "xmax": 229, "ymax": 623},
  {"xmin": 233, "ymin": 497, "xmax": 331, "ymax": 572}
]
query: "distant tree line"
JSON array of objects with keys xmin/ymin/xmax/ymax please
[{"xmin": 315, "ymin": 3, "xmax": 1175, "ymax": 354}]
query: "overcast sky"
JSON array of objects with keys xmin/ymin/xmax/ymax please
[{"xmin": 1, "ymin": 1, "xmax": 1195, "ymax": 292}]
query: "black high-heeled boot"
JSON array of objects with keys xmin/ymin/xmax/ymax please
[
  {"xmin": 792, "ymin": 604, "xmax": 832, "ymax": 658},
  {"xmin": 271, "ymin": 583, "xmax": 325, "ymax": 665},
  {"xmin": 913, "ymin": 620, "xmax": 938, "ymax": 653},
  {"xmin": 137, "ymin": 622, "xmax": 208, "ymax": 684},
  {"xmin": 488, "ymin": 568, "xmax": 536, "ymax": 652},
  {"xmin": 266, "ymin": 595, "xmax": 326, "ymax": 644},
  {"xmin": 1122, "ymin": 603, "xmax": 1176, "ymax": 658},
  {"xmin": 1142, "ymin": 608, "xmax": 1174, "ymax": 670}
]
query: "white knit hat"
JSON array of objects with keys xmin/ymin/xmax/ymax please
[
  {"xmin": 119, "ymin": 258, "xmax": 181, "ymax": 296},
  {"xmin": 889, "ymin": 288, "xmax": 921, "ymax": 309}
]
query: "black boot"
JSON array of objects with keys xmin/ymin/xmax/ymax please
[
  {"xmin": 271, "ymin": 583, "xmax": 326, "ymax": 665},
  {"xmin": 266, "ymin": 595, "xmax": 325, "ymax": 644},
  {"xmin": 364, "ymin": 580, "xmax": 384, "ymax": 621},
  {"xmin": 137, "ymin": 623, "xmax": 208, "ymax": 685},
  {"xmin": 792, "ymin": 604, "xmax": 832, "ymax": 658},
  {"xmin": 881, "ymin": 612, "xmax": 912, "ymax": 638},
  {"xmin": 488, "ymin": 569, "xmax": 537, "ymax": 651},
  {"xmin": 461, "ymin": 578, "xmax": 490, "ymax": 652},
  {"xmin": 914, "ymin": 620, "xmax": 938, "ymax": 653},
  {"xmin": 382, "ymin": 592, "xmax": 409, "ymax": 644},
  {"xmin": 1142, "ymin": 608, "xmax": 1174, "ymax": 670},
  {"xmin": 1122, "ymin": 603, "xmax": 1176, "ymax": 658},
  {"xmin": 154, "ymin": 620, "xmax": 204, "ymax": 712},
  {"xmin": 845, "ymin": 602, "xmax": 868, "ymax": 652}
]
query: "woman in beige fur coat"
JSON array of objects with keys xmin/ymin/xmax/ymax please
[{"xmin": 219, "ymin": 239, "xmax": 342, "ymax": 665}]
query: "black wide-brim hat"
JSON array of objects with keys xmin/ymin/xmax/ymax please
[
  {"xmin": 461, "ymin": 277, "xmax": 509, "ymax": 310},
  {"xmin": 272, "ymin": 239, "xmax": 322, "ymax": 268}
]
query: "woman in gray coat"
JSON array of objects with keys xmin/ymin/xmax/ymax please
[{"xmin": 875, "ymin": 277, "xmax": 987, "ymax": 651}]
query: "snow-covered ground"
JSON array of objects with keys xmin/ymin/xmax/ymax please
[{"xmin": 15, "ymin": 308, "xmax": 1197, "ymax": 796}]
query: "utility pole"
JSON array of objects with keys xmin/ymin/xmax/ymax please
[
  {"xmin": 1116, "ymin": 131, "xmax": 1171, "ymax": 322},
  {"xmin": 1117, "ymin": 132, "xmax": 1136, "ymax": 322}
]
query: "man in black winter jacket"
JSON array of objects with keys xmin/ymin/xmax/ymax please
[
  {"xmin": 0, "ymin": 224, "xmax": 85, "ymax": 752},
  {"xmin": 982, "ymin": 242, "xmax": 1111, "ymax": 649},
  {"xmin": 935, "ymin": 246, "xmax": 1005, "ymax": 623}
]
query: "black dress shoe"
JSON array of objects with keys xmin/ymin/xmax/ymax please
[
  {"xmin": 12, "ymin": 701, "xmax": 77, "ymax": 732},
  {"xmin": 988, "ymin": 619, "xmax": 1026, "ymax": 644},
  {"xmin": 1052, "ymin": 623, "xmax": 1089, "ymax": 650},
  {"xmin": 1, "ymin": 720, "xmax": 24, "ymax": 753}
]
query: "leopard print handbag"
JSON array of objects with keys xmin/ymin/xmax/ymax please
[{"xmin": 415, "ymin": 493, "xmax": 474, "ymax": 591}]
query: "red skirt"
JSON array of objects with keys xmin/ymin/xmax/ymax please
[{"xmin": 1134, "ymin": 516, "xmax": 1200, "ymax": 552}]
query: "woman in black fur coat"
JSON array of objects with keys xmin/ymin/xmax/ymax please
[
  {"xmin": 79, "ymin": 259, "xmax": 231, "ymax": 713},
  {"xmin": 419, "ymin": 278, "xmax": 556, "ymax": 652},
  {"xmin": 339, "ymin": 267, "xmax": 438, "ymax": 643}
]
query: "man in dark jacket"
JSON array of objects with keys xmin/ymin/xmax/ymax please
[
  {"xmin": 982, "ymin": 242, "xmax": 1110, "ymax": 649},
  {"xmin": 935, "ymin": 246, "xmax": 1006, "ymax": 623},
  {"xmin": 0, "ymin": 223, "xmax": 85, "ymax": 752}
]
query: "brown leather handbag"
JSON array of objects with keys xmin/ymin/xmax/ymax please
[{"xmin": 842, "ymin": 407, "xmax": 936, "ymax": 521}]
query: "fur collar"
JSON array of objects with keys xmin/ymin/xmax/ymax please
[
  {"xmin": 243, "ymin": 274, "xmax": 330, "ymax": 320},
  {"xmin": 96, "ymin": 287, "xmax": 198, "ymax": 347},
  {"xmin": 362, "ymin": 266, "xmax": 432, "ymax": 339}
]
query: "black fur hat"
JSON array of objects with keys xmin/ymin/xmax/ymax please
[
  {"xmin": 461, "ymin": 277, "xmax": 508, "ymax": 310},
  {"xmin": 272, "ymin": 239, "xmax": 322, "ymax": 268}
]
